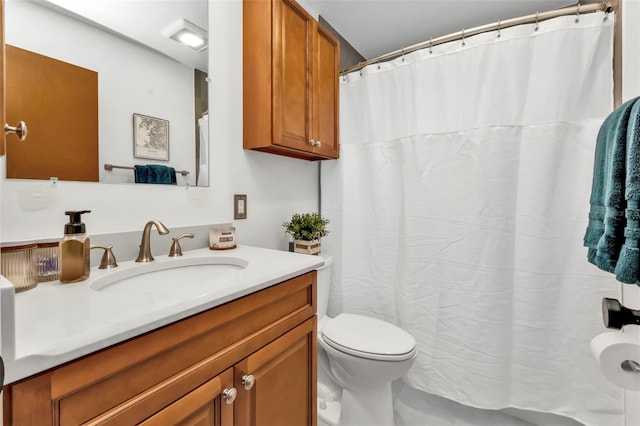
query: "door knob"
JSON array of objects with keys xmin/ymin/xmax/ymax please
[
  {"xmin": 242, "ymin": 374, "xmax": 255, "ymax": 390},
  {"xmin": 5, "ymin": 121, "xmax": 28, "ymax": 141},
  {"xmin": 222, "ymin": 387, "xmax": 237, "ymax": 404}
]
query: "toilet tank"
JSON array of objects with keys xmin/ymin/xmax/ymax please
[{"xmin": 316, "ymin": 255, "xmax": 333, "ymax": 319}]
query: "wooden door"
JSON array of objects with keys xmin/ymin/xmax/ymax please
[
  {"xmin": 312, "ymin": 24, "xmax": 340, "ymax": 159},
  {"xmin": 5, "ymin": 45, "xmax": 99, "ymax": 181},
  {"xmin": 272, "ymin": 0, "xmax": 313, "ymax": 152},
  {"xmin": 0, "ymin": 0, "xmax": 5, "ymax": 157},
  {"xmin": 234, "ymin": 318, "xmax": 317, "ymax": 426}
]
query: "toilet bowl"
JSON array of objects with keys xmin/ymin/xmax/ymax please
[{"xmin": 316, "ymin": 255, "xmax": 417, "ymax": 426}]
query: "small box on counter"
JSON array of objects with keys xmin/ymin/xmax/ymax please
[{"xmin": 209, "ymin": 226, "xmax": 236, "ymax": 250}]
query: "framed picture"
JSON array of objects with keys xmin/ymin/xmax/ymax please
[{"xmin": 133, "ymin": 113, "xmax": 169, "ymax": 161}]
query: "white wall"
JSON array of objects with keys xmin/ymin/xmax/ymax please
[{"xmin": 0, "ymin": 0, "xmax": 318, "ymax": 251}]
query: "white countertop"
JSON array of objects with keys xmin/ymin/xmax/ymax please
[{"xmin": 2, "ymin": 245, "xmax": 324, "ymax": 384}]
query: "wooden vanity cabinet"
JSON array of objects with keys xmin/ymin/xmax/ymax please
[
  {"xmin": 3, "ymin": 271, "xmax": 318, "ymax": 426},
  {"xmin": 243, "ymin": 0, "xmax": 340, "ymax": 160}
]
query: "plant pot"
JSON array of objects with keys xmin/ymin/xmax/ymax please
[{"xmin": 293, "ymin": 239, "xmax": 321, "ymax": 255}]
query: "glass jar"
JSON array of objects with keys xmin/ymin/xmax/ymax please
[
  {"xmin": 35, "ymin": 241, "xmax": 60, "ymax": 282},
  {"xmin": 1, "ymin": 243, "xmax": 38, "ymax": 292}
]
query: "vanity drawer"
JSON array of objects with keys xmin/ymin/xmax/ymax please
[{"xmin": 5, "ymin": 271, "xmax": 316, "ymax": 425}]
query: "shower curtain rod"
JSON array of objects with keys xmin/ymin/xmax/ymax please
[{"xmin": 340, "ymin": 2, "xmax": 613, "ymax": 75}]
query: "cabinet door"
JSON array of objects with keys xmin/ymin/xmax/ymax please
[
  {"xmin": 234, "ymin": 318, "xmax": 317, "ymax": 426},
  {"xmin": 312, "ymin": 24, "xmax": 340, "ymax": 159},
  {"xmin": 272, "ymin": 0, "xmax": 314, "ymax": 152},
  {"xmin": 139, "ymin": 368, "xmax": 234, "ymax": 426}
]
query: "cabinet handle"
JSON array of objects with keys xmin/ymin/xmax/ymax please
[
  {"xmin": 242, "ymin": 374, "xmax": 255, "ymax": 390},
  {"xmin": 314, "ymin": 140, "xmax": 322, "ymax": 148},
  {"xmin": 308, "ymin": 139, "xmax": 315, "ymax": 146},
  {"xmin": 222, "ymin": 387, "xmax": 237, "ymax": 404},
  {"xmin": 5, "ymin": 121, "xmax": 28, "ymax": 141}
]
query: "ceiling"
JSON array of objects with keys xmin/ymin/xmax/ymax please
[
  {"xmin": 35, "ymin": 0, "xmax": 580, "ymax": 72},
  {"xmin": 303, "ymin": 0, "xmax": 574, "ymax": 60}
]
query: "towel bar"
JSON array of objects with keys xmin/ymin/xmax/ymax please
[{"xmin": 104, "ymin": 163, "xmax": 190, "ymax": 176}]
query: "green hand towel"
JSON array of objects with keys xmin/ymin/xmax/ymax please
[
  {"xmin": 614, "ymin": 99, "xmax": 640, "ymax": 284},
  {"xmin": 584, "ymin": 96, "xmax": 640, "ymax": 285},
  {"xmin": 134, "ymin": 165, "xmax": 177, "ymax": 185}
]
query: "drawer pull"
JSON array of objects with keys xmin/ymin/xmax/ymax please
[
  {"xmin": 242, "ymin": 374, "xmax": 255, "ymax": 390},
  {"xmin": 222, "ymin": 387, "xmax": 237, "ymax": 404}
]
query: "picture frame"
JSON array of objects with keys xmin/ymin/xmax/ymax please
[{"xmin": 133, "ymin": 113, "xmax": 169, "ymax": 161}]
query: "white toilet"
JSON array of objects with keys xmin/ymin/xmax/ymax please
[{"xmin": 316, "ymin": 256, "xmax": 417, "ymax": 426}]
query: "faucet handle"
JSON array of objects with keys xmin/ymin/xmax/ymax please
[
  {"xmin": 91, "ymin": 245, "xmax": 118, "ymax": 269},
  {"xmin": 169, "ymin": 234, "xmax": 195, "ymax": 257}
]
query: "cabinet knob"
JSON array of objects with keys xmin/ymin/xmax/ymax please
[
  {"xmin": 222, "ymin": 387, "xmax": 237, "ymax": 404},
  {"xmin": 242, "ymin": 374, "xmax": 255, "ymax": 390},
  {"xmin": 5, "ymin": 121, "xmax": 28, "ymax": 141},
  {"xmin": 308, "ymin": 139, "xmax": 315, "ymax": 146},
  {"xmin": 314, "ymin": 140, "xmax": 322, "ymax": 147}
]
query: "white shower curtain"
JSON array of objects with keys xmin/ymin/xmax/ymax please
[{"xmin": 321, "ymin": 12, "xmax": 623, "ymax": 426}]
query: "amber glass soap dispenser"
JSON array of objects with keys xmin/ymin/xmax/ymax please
[{"xmin": 60, "ymin": 210, "xmax": 91, "ymax": 283}]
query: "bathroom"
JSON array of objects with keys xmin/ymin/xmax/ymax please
[{"xmin": 1, "ymin": 0, "xmax": 640, "ymax": 425}]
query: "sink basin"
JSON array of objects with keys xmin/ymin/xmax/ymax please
[{"xmin": 90, "ymin": 256, "xmax": 249, "ymax": 294}]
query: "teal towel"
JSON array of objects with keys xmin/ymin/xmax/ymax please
[
  {"xmin": 134, "ymin": 165, "xmax": 177, "ymax": 185},
  {"xmin": 584, "ymin": 96, "xmax": 640, "ymax": 285}
]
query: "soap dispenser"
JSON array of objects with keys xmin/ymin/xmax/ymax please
[{"xmin": 60, "ymin": 210, "xmax": 91, "ymax": 284}]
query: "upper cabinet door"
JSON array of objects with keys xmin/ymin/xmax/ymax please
[
  {"xmin": 272, "ymin": 0, "xmax": 313, "ymax": 152},
  {"xmin": 312, "ymin": 24, "xmax": 339, "ymax": 159},
  {"xmin": 243, "ymin": 0, "xmax": 339, "ymax": 161}
]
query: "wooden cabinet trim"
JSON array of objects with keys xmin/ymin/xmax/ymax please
[{"xmin": 51, "ymin": 272, "xmax": 314, "ymax": 397}]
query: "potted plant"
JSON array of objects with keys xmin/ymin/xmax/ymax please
[{"xmin": 282, "ymin": 212, "xmax": 330, "ymax": 255}]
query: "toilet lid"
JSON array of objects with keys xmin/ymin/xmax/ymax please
[{"xmin": 321, "ymin": 313, "xmax": 416, "ymax": 361}]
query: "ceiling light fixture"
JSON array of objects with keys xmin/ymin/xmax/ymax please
[{"xmin": 162, "ymin": 18, "xmax": 208, "ymax": 51}]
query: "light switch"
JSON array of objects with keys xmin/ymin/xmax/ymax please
[{"xmin": 234, "ymin": 194, "xmax": 247, "ymax": 219}]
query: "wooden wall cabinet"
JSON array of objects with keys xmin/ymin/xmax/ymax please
[
  {"xmin": 3, "ymin": 272, "xmax": 318, "ymax": 426},
  {"xmin": 243, "ymin": 0, "xmax": 340, "ymax": 160}
]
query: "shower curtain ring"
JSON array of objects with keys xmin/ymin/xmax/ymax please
[
  {"xmin": 575, "ymin": 3, "xmax": 581, "ymax": 23},
  {"xmin": 429, "ymin": 38, "xmax": 433, "ymax": 54},
  {"xmin": 497, "ymin": 20, "xmax": 501, "ymax": 38},
  {"xmin": 401, "ymin": 48, "xmax": 405, "ymax": 61},
  {"xmin": 377, "ymin": 61, "xmax": 381, "ymax": 70},
  {"xmin": 535, "ymin": 12, "xmax": 539, "ymax": 31},
  {"xmin": 461, "ymin": 29, "xmax": 466, "ymax": 46}
]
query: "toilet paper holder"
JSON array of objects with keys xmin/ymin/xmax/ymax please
[{"xmin": 602, "ymin": 297, "xmax": 640, "ymax": 330}]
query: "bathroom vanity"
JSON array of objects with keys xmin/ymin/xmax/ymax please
[{"xmin": 1, "ymin": 246, "xmax": 321, "ymax": 425}]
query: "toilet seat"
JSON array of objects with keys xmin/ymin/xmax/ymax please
[{"xmin": 320, "ymin": 313, "xmax": 417, "ymax": 362}]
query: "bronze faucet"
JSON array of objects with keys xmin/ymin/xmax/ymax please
[{"xmin": 135, "ymin": 220, "xmax": 170, "ymax": 262}]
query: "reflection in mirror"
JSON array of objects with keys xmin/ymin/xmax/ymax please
[{"xmin": 5, "ymin": 0, "xmax": 209, "ymax": 187}]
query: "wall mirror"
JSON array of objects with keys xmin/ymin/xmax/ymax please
[{"xmin": 5, "ymin": 0, "xmax": 209, "ymax": 187}]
